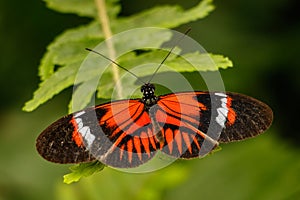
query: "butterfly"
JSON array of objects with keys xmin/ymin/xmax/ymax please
[
  {"xmin": 36, "ymin": 83, "xmax": 273, "ymax": 168},
  {"xmin": 36, "ymin": 30, "xmax": 273, "ymax": 168}
]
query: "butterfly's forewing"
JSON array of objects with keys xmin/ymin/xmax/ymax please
[
  {"xmin": 36, "ymin": 114, "xmax": 96, "ymax": 164},
  {"xmin": 218, "ymin": 92, "xmax": 273, "ymax": 143}
]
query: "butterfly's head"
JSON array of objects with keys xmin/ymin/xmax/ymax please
[{"xmin": 141, "ymin": 83, "xmax": 157, "ymax": 107}]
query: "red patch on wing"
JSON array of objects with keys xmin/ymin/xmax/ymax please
[{"xmin": 226, "ymin": 97, "xmax": 237, "ymax": 125}]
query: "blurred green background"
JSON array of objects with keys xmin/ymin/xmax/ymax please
[{"xmin": 1, "ymin": 0, "xmax": 299, "ymax": 199}]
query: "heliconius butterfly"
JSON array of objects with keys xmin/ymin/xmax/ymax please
[{"xmin": 36, "ymin": 30, "xmax": 273, "ymax": 168}]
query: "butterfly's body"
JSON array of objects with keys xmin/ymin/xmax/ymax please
[{"xmin": 36, "ymin": 83, "xmax": 273, "ymax": 168}]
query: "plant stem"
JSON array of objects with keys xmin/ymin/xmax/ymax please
[{"xmin": 94, "ymin": 0, "xmax": 123, "ymax": 98}]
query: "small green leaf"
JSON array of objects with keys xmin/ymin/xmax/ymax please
[{"xmin": 63, "ymin": 161, "xmax": 105, "ymax": 184}]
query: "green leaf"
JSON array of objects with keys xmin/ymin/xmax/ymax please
[
  {"xmin": 63, "ymin": 161, "xmax": 105, "ymax": 184},
  {"xmin": 41, "ymin": 0, "xmax": 213, "ymax": 80},
  {"xmin": 26, "ymin": 0, "xmax": 219, "ymax": 112}
]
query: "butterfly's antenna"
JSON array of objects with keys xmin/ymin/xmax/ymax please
[
  {"xmin": 147, "ymin": 28, "xmax": 192, "ymax": 83},
  {"xmin": 85, "ymin": 48, "xmax": 146, "ymax": 85}
]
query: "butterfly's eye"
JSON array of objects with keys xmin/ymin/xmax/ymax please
[
  {"xmin": 141, "ymin": 86, "xmax": 147, "ymax": 94},
  {"xmin": 150, "ymin": 84, "xmax": 155, "ymax": 91}
]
